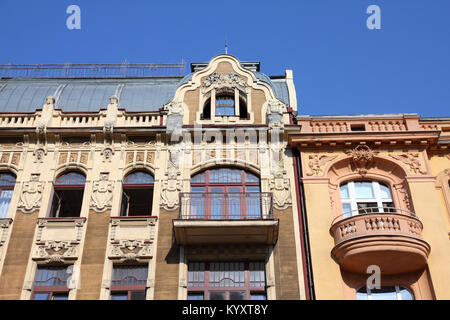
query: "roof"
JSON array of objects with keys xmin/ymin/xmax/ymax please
[{"xmin": 0, "ymin": 66, "xmax": 291, "ymax": 113}]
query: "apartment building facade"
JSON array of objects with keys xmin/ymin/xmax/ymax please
[{"xmin": 0, "ymin": 54, "xmax": 307, "ymax": 300}]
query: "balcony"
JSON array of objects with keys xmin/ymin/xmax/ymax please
[
  {"xmin": 330, "ymin": 207, "xmax": 431, "ymax": 275},
  {"xmin": 173, "ymin": 192, "xmax": 278, "ymax": 245}
]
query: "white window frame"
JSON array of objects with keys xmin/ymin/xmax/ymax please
[
  {"xmin": 360, "ymin": 285, "xmax": 413, "ymax": 300},
  {"xmin": 340, "ymin": 181, "xmax": 393, "ymax": 218}
]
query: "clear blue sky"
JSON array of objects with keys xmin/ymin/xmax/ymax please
[{"xmin": 0, "ymin": 0, "xmax": 449, "ymax": 117}]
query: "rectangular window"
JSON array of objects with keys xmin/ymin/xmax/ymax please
[
  {"xmin": 0, "ymin": 189, "xmax": 13, "ymax": 218},
  {"xmin": 32, "ymin": 266, "xmax": 71, "ymax": 300},
  {"xmin": 187, "ymin": 262, "xmax": 266, "ymax": 300},
  {"xmin": 110, "ymin": 265, "xmax": 148, "ymax": 300}
]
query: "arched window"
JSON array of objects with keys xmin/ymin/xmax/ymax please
[
  {"xmin": 0, "ymin": 173, "xmax": 16, "ymax": 218},
  {"xmin": 202, "ymin": 95, "xmax": 248, "ymax": 119},
  {"xmin": 215, "ymin": 94, "xmax": 235, "ymax": 116},
  {"xmin": 340, "ymin": 181, "xmax": 394, "ymax": 218},
  {"xmin": 356, "ymin": 285, "xmax": 414, "ymax": 300},
  {"xmin": 189, "ymin": 168, "xmax": 262, "ymax": 219},
  {"xmin": 50, "ymin": 171, "xmax": 86, "ymax": 217},
  {"xmin": 121, "ymin": 171, "xmax": 154, "ymax": 216}
]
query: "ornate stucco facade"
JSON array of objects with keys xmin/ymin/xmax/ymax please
[
  {"xmin": 0, "ymin": 54, "xmax": 449, "ymax": 300},
  {"xmin": 0, "ymin": 55, "xmax": 306, "ymax": 300},
  {"xmin": 288, "ymin": 115, "xmax": 450, "ymax": 300}
]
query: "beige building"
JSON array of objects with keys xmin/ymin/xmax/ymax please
[
  {"xmin": 288, "ymin": 114, "xmax": 450, "ymax": 300},
  {"xmin": 0, "ymin": 54, "xmax": 448, "ymax": 301},
  {"xmin": 0, "ymin": 54, "xmax": 307, "ymax": 300}
]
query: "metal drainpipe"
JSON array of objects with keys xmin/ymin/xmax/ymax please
[
  {"xmin": 293, "ymin": 148, "xmax": 316, "ymax": 300},
  {"xmin": 288, "ymin": 107, "xmax": 315, "ymax": 300}
]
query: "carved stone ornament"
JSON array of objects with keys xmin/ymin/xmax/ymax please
[
  {"xmin": 161, "ymin": 164, "xmax": 182, "ymax": 211},
  {"xmin": 109, "ymin": 240, "xmax": 153, "ymax": 262},
  {"xmin": 201, "ymin": 72, "xmax": 246, "ymax": 93},
  {"xmin": 267, "ymin": 100, "xmax": 285, "ymax": 128},
  {"xmin": 389, "ymin": 153, "xmax": 427, "ymax": 175},
  {"xmin": 346, "ymin": 144, "xmax": 379, "ymax": 176},
  {"xmin": 269, "ymin": 171, "xmax": 292, "ymax": 210},
  {"xmin": 166, "ymin": 101, "xmax": 184, "ymax": 137},
  {"xmin": 101, "ymin": 147, "xmax": 114, "ymax": 162},
  {"xmin": 18, "ymin": 174, "xmax": 44, "ymax": 213},
  {"xmin": 33, "ymin": 240, "xmax": 79, "ymax": 263},
  {"xmin": 307, "ymin": 155, "xmax": 337, "ymax": 176},
  {"xmin": 33, "ymin": 147, "xmax": 47, "ymax": 163},
  {"xmin": 90, "ymin": 173, "xmax": 114, "ymax": 212}
]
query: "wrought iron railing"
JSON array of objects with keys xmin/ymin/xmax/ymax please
[
  {"xmin": 331, "ymin": 206, "xmax": 417, "ymax": 226},
  {"xmin": 0, "ymin": 62, "xmax": 186, "ymax": 78},
  {"xmin": 179, "ymin": 192, "xmax": 273, "ymax": 220}
]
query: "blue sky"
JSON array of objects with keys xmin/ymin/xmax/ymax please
[{"xmin": 0, "ymin": 0, "xmax": 449, "ymax": 117}]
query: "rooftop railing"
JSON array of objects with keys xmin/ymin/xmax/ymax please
[{"xmin": 0, "ymin": 62, "xmax": 186, "ymax": 78}]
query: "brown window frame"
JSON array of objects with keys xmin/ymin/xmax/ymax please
[{"xmin": 187, "ymin": 262, "xmax": 266, "ymax": 301}]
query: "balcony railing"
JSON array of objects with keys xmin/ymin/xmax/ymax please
[
  {"xmin": 179, "ymin": 192, "xmax": 273, "ymax": 220},
  {"xmin": 329, "ymin": 206, "xmax": 430, "ymax": 274}
]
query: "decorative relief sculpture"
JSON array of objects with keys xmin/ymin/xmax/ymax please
[
  {"xmin": 18, "ymin": 174, "xmax": 44, "ymax": 213},
  {"xmin": 101, "ymin": 147, "xmax": 114, "ymax": 162},
  {"xmin": 389, "ymin": 153, "xmax": 427, "ymax": 175},
  {"xmin": 166, "ymin": 100, "xmax": 184, "ymax": 138},
  {"xmin": 307, "ymin": 155, "xmax": 337, "ymax": 176},
  {"xmin": 33, "ymin": 240, "xmax": 79, "ymax": 263},
  {"xmin": 269, "ymin": 171, "xmax": 292, "ymax": 210},
  {"xmin": 33, "ymin": 147, "xmax": 46, "ymax": 163},
  {"xmin": 201, "ymin": 72, "xmax": 246, "ymax": 93},
  {"xmin": 346, "ymin": 144, "xmax": 379, "ymax": 176},
  {"xmin": 90, "ymin": 173, "xmax": 114, "ymax": 213},
  {"xmin": 266, "ymin": 100, "xmax": 286, "ymax": 127},
  {"xmin": 108, "ymin": 239, "xmax": 153, "ymax": 262}
]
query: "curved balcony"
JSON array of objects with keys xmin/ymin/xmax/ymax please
[
  {"xmin": 330, "ymin": 207, "xmax": 430, "ymax": 275},
  {"xmin": 173, "ymin": 192, "xmax": 279, "ymax": 245}
]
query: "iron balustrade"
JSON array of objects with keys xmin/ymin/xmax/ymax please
[
  {"xmin": 331, "ymin": 206, "xmax": 417, "ymax": 226},
  {"xmin": 179, "ymin": 192, "xmax": 273, "ymax": 220}
]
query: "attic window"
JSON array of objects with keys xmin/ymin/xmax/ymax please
[
  {"xmin": 216, "ymin": 94, "xmax": 235, "ymax": 116},
  {"xmin": 202, "ymin": 96, "xmax": 248, "ymax": 119},
  {"xmin": 350, "ymin": 124, "xmax": 366, "ymax": 132}
]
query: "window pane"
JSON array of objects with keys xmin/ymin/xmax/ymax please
[
  {"xmin": 34, "ymin": 266, "xmax": 70, "ymax": 287},
  {"xmin": 354, "ymin": 182, "xmax": 374, "ymax": 198},
  {"xmin": 52, "ymin": 293, "xmax": 69, "ymax": 300},
  {"xmin": 0, "ymin": 190, "xmax": 13, "ymax": 218},
  {"xmin": 0, "ymin": 173, "xmax": 15, "ymax": 187},
  {"xmin": 379, "ymin": 183, "xmax": 392, "ymax": 199},
  {"xmin": 357, "ymin": 202, "xmax": 379, "ymax": 214},
  {"xmin": 228, "ymin": 188, "xmax": 241, "ymax": 219},
  {"xmin": 191, "ymin": 172, "xmax": 206, "ymax": 184},
  {"xmin": 399, "ymin": 287, "xmax": 414, "ymax": 300},
  {"xmin": 251, "ymin": 294, "xmax": 267, "ymax": 300},
  {"xmin": 111, "ymin": 265, "xmax": 148, "ymax": 287},
  {"xmin": 188, "ymin": 293, "xmax": 204, "ymax": 300},
  {"xmin": 33, "ymin": 293, "xmax": 50, "ymax": 300},
  {"xmin": 123, "ymin": 171, "xmax": 154, "ymax": 185},
  {"xmin": 55, "ymin": 172, "xmax": 86, "ymax": 186},
  {"xmin": 130, "ymin": 291, "xmax": 146, "ymax": 300},
  {"xmin": 111, "ymin": 293, "xmax": 128, "ymax": 300},
  {"xmin": 210, "ymin": 292, "xmax": 226, "ymax": 300},
  {"xmin": 370, "ymin": 286, "xmax": 398, "ymax": 300},
  {"xmin": 230, "ymin": 292, "xmax": 246, "ymax": 300},
  {"xmin": 342, "ymin": 203, "xmax": 352, "ymax": 217},
  {"xmin": 340, "ymin": 184, "xmax": 349, "ymax": 199}
]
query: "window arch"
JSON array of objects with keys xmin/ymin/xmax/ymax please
[
  {"xmin": 51, "ymin": 171, "xmax": 86, "ymax": 217},
  {"xmin": 121, "ymin": 170, "xmax": 154, "ymax": 217},
  {"xmin": 0, "ymin": 172, "xmax": 16, "ymax": 218},
  {"xmin": 340, "ymin": 180, "xmax": 394, "ymax": 218},
  {"xmin": 189, "ymin": 168, "xmax": 262, "ymax": 219},
  {"xmin": 356, "ymin": 285, "xmax": 414, "ymax": 300}
]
